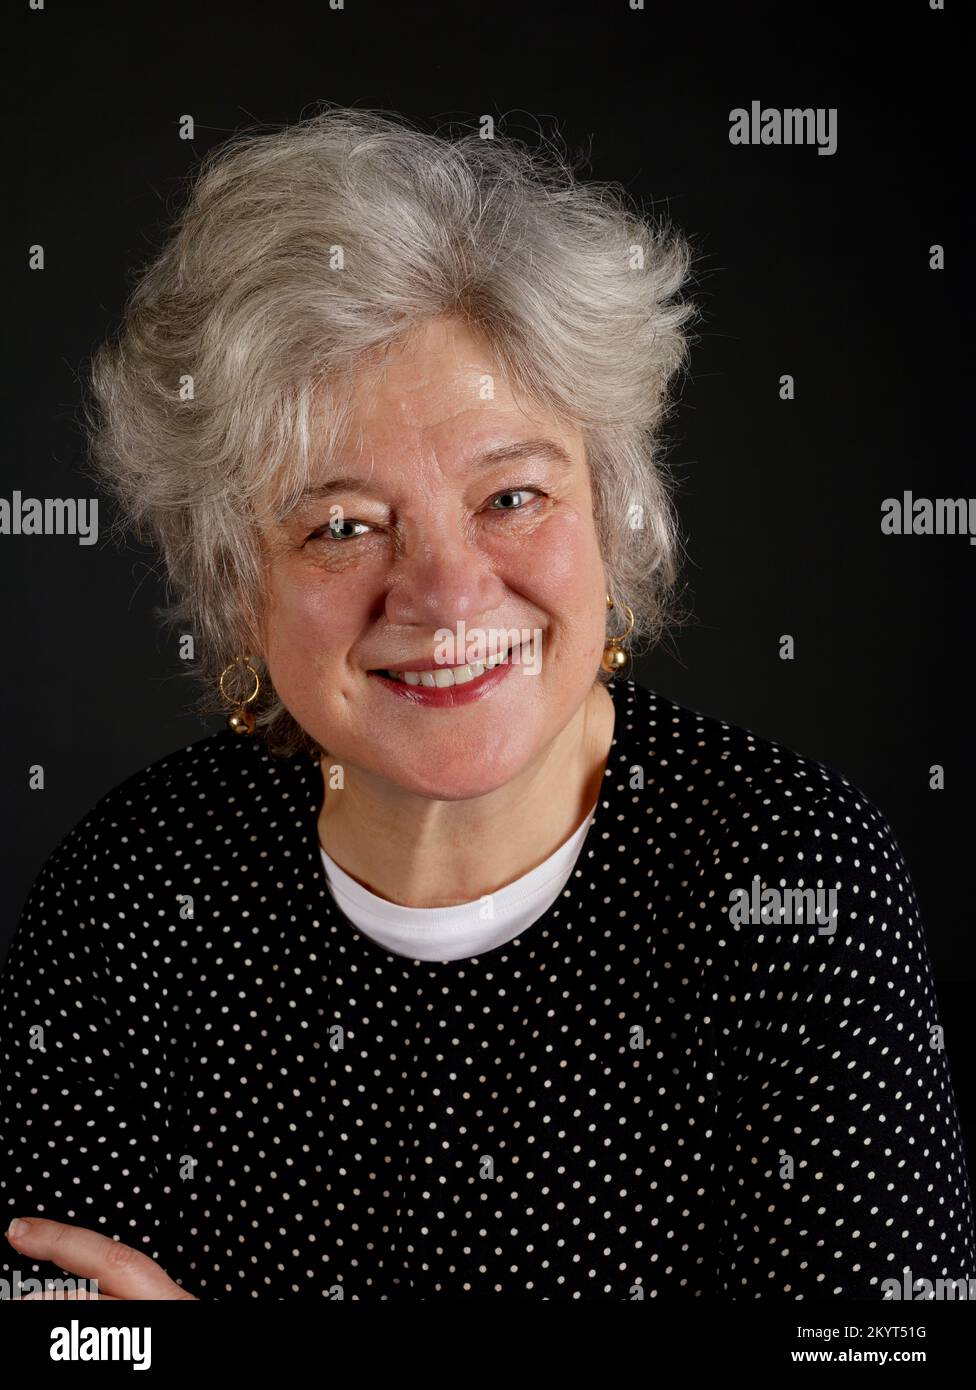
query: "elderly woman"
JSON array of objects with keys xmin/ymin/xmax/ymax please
[{"xmin": 2, "ymin": 108, "xmax": 973, "ymax": 1303}]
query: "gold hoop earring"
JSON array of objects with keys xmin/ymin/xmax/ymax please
[
  {"xmin": 218, "ymin": 655, "xmax": 261, "ymax": 736},
  {"xmin": 601, "ymin": 593, "xmax": 634, "ymax": 673}
]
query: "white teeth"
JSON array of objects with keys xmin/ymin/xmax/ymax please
[
  {"xmin": 410, "ymin": 662, "xmax": 484, "ymax": 688},
  {"xmin": 388, "ymin": 654, "xmax": 507, "ymax": 688}
]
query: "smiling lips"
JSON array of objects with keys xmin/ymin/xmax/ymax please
[
  {"xmin": 364, "ymin": 639, "xmax": 528, "ymax": 706},
  {"xmin": 377, "ymin": 645, "xmax": 520, "ymax": 688},
  {"xmin": 375, "ymin": 639, "xmax": 528, "ymax": 683}
]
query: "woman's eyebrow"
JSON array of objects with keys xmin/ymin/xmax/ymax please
[{"xmin": 282, "ymin": 438, "xmax": 575, "ymax": 514}]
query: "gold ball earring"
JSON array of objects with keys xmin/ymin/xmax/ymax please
[
  {"xmin": 601, "ymin": 593, "xmax": 634, "ymax": 673},
  {"xmin": 218, "ymin": 655, "xmax": 261, "ymax": 735}
]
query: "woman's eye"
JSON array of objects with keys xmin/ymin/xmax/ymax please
[
  {"xmin": 305, "ymin": 489, "xmax": 542, "ymax": 544},
  {"xmin": 487, "ymin": 487, "xmax": 542, "ymax": 512},
  {"xmin": 308, "ymin": 518, "xmax": 372, "ymax": 543}
]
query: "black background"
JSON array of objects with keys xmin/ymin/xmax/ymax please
[{"xmin": 2, "ymin": 1, "xmax": 972, "ymax": 1159}]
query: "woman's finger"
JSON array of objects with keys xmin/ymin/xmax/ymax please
[{"xmin": 5, "ymin": 1217, "xmax": 195, "ymax": 1300}]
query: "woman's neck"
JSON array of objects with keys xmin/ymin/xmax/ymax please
[{"xmin": 316, "ymin": 682, "xmax": 616, "ymax": 908}]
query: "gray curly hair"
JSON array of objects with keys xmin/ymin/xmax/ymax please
[{"xmin": 85, "ymin": 105, "xmax": 699, "ymax": 754}]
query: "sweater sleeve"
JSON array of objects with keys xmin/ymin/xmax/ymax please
[
  {"xmin": 713, "ymin": 766, "xmax": 976, "ymax": 1300},
  {"xmin": 0, "ymin": 809, "xmax": 185, "ymax": 1296}
]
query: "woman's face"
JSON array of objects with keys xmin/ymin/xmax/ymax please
[{"xmin": 258, "ymin": 315, "xmax": 609, "ymax": 800}]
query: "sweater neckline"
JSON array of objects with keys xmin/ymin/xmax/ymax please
[{"xmin": 290, "ymin": 677, "xmax": 633, "ymax": 968}]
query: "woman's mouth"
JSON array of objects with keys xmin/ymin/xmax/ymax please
[{"xmin": 367, "ymin": 645, "xmax": 524, "ymax": 706}]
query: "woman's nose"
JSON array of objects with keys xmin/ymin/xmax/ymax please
[{"xmin": 383, "ymin": 533, "xmax": 506, "ymax": 631}]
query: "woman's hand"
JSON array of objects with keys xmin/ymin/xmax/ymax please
[{"xmin": 6, "ymin": 1217, "xmax": 198, "ymax": 1300}]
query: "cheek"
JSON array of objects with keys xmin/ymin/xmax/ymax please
[
  {"xmin": 515, "ymin": 510, "xmax": 606, "ymax": 671},
  {"xmin": 262, "ymin": 565, "xmax": 366, "ymax": 678},
  {"xmin": 512, "ymin": 507, "xmax": 603, "ymax": 602}
]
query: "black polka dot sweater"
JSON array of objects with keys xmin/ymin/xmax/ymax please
[{"xmin": 1, "ymin": 678, "xmax": 973, "ymax": 1300}]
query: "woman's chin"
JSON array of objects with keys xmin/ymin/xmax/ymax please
[
  {"xmin": 326, "ymin": 732, "xmax": 534, "ymax": 802},
  {"xmin": 374, "ymin": 760, "xmax": 531, "ymax": 803}
]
